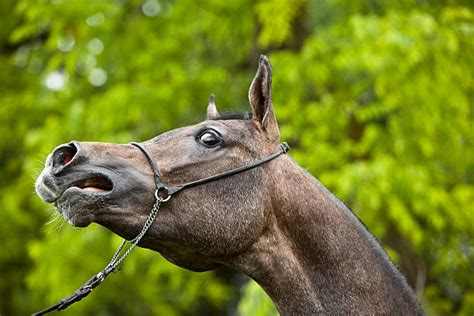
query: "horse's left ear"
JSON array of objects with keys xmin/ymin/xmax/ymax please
[
  {"xmin": 206, "ymin": 94, "xmax": 219, "ymax": 119},
  {"xmin": 248, "ymin": 55, "xmax": 279, "ymax": 138}
]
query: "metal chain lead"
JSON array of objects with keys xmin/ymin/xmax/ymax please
[
  {"xmin": 108, "ymin": 196, "xmax": 162, "ymax": 269},
  {"xmin": 33, "ymin": 195, "xmax": 164, "ymax": 315}
]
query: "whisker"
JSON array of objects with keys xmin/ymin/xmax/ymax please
[{"xmin": 44, "ymin": 208, "xmax": 67, "ymax": 235}]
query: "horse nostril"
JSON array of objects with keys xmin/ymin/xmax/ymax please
[{"xmin": 52, "ymin": 143, "xmax": 78, "ymax": 168}]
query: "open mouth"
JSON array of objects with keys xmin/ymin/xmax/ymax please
[{"xmin": 72, "ymin": 176, "xmax": 113, "ymax": 193}]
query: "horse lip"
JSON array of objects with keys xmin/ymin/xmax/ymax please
[
  {"xmin": 71, "ymin": 175, "xmax": 114, "ymax": 192},
  {"xmin": 61, "ymin": 184, "xmax": 113, "ymax": 198},
  {"xmin": 52, "ymin": 178, "xmax": 114, "ymax": 227},
  {"xmin": 60, "ymin": 175, "xmax": 114, "ymax": 199},
  {"xmin": 36, "ymin": 181, "xmax": 61, "ymax": 203},
  {"xmin": 36, "ymin": 172, "xmax": 62, "ymax": 203},
  {"xmin": 37, "ymin": 172, "xmax": 115, "ymax": 204},
  {"xmin": 53, "ymin": 198, "xmax": 95, "ymax": 227}
]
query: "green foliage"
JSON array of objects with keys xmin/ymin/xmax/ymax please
[
  {"xmin": 0, "ymin": 0, "xmax": 472, "ymax": 315},
  {"xmin": 237, "ymin": 280, "xmax": 278, "ymax": 316}
]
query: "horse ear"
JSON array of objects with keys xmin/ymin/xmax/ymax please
[
  {"xmin": 248, "ymin": 55, "xmax": 279, "ymax": 137},
  {"xmin": 206, "ymin": 94, "xmax": 219, "ymax": 119}
]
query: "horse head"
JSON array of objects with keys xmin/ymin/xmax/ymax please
[{"xmin": 36, "ymin": 55, "xmax": 283, "ymax": 272}]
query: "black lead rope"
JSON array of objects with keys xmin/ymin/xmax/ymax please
[{"xmin": 33, "ymin": 142, "xmax": 289, "ymax": 315}]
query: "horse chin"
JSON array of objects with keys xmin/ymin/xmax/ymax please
[
  {"xmin": 61, "ymin": 209, "xmax": 94, "ymax": 227},
  {"xmin": 54, "ymin": 187, "xmax": 106, "ymax": 227}
]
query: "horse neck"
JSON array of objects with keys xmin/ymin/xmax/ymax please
[{"xmin": 226, "ymin": 156, "xmax": 422, "ymax": 315}]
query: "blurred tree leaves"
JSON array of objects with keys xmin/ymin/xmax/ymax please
[{"xmin": 0, "ymin": 0, "xmax": 472, "ymax": 315}]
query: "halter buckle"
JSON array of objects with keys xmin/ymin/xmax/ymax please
[
  {"xmin": 280, "ymin": 142, "xmax": 290, "ymax": 153},
  {"xmin": 155, "ymin": 187, "xmax": 171, "ymax": 202}
]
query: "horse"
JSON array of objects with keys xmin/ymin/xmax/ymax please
[{"xmin": 35, "ymin": 55, "xmax": 423, "ymax": 315}]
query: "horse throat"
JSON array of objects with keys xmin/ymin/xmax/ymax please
[{"xmin": 225, "ymin": 157, "xmax": 423, "ymax": 315}]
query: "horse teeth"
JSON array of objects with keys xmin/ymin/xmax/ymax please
[{"xmin": 83, "ymin": 187, "xmax": 107, "ymax": 193}]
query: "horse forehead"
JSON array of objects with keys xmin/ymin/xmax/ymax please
[{"xmin": 205, "ymin": 119, "xmax": 257, "ymax": 138}]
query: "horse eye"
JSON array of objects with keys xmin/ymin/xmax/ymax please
[{"xmin": 199, "ymin": 131, "xmax": 221, "ymax": 147}]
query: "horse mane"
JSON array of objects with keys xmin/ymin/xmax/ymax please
[{"xmin": 210, "ymin": 111, "xmax": 252, "ymax": 121}]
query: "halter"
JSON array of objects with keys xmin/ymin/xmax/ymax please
[{"xmin": 34, "ymin": 141, "xmax": 290, "ymax": 315}]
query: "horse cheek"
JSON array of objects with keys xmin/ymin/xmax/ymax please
[{"xmin": 156, "ymin": 180, "xmax": 266, "ymax": 258}]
